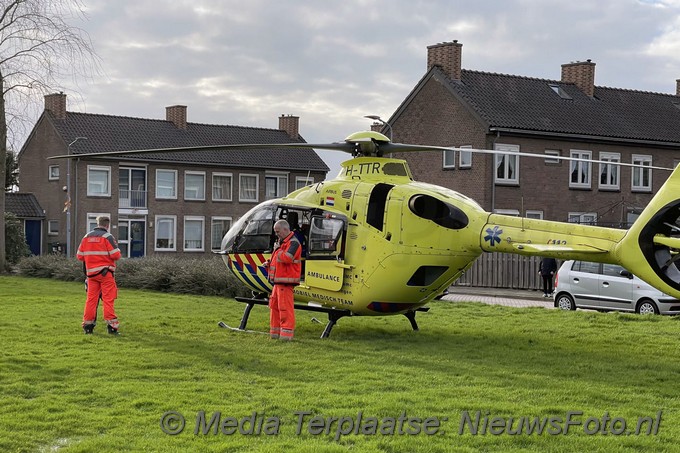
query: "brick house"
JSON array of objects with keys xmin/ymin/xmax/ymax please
[
  {"xmin": 385, "ymin": 40, "xmax": 680, "ymax": 227},
  {"xmin": 18, "ymin": 93, "xmax": 328, "ymax": 257}
]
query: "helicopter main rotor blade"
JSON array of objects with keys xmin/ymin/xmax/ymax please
[
  {"xmin": 47, "ymin": 141, "xmax": 358, "ymax": 160},
  {"xmin": 383, "ymin": 144, "xmax": 675, "ymax": 172}
]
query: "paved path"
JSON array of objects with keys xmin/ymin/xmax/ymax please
[{"xmin": 441, "ymin": 288, "xmax": 555, "ymax": 309}]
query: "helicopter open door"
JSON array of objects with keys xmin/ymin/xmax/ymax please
[{"xmin": 303, "ymin": 212, "xmax": 348, "ymax": 291}]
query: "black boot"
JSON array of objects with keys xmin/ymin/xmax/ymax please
[
  {"xmin": 107, "ymin": 324, "xmax": 119, "ymax": 335},
  {"xmin": 83, "ymin": 324, "xmax": 95, "ymax": 334}
]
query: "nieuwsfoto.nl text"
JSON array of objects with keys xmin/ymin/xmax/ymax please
[{"xmin": 159, "ymin": 410, "xmax": 661, "ymax": 439}]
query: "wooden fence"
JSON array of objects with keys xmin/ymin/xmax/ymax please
[{"xmin": 451, "ymin": 253, "xmax": 557, "ymax": 290}]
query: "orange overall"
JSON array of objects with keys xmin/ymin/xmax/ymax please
[
  {"xmin": 77, "ymin": 227, "xmax": 122, "ymax": 329},
  {"xmin": 267, "ymin": 232, "xmax": 302, "ymax": 340}
]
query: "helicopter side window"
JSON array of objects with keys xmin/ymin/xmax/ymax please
[
  {"xmin": 308, "ymin": 216, "xmax": 345, "ymax": 258},
  {"xmin": 366, "ymin": 183, "xmax": 394, "ymax": 231}
]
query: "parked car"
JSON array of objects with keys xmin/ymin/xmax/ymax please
[{"xmin": 553, "ymin": 260, "xmax": 680, "ymax": 315}]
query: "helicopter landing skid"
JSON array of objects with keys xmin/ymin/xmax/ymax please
[{"xmin": 230, "ymin": 296, "xmax": 353, "ymax": 339}]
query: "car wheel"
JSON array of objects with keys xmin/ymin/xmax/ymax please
[
  {"xmin": 556, "ymin": 294, "xmax": 575, "ymax": 311},
  {"xmin": 636, "ymin": 299, "xmax": 659, "ymax": 315}
]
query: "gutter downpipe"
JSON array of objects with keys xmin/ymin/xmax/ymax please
[{"xmin": 490, "ymin": 129, "xmax": 501, "ymax": 214}]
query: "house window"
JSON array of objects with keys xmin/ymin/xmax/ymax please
[
  {"xmin": 598, "ymin": 152, "xmax": 620, "ymax": 190},
  {"xmin": 212, "ymin": 173, "xmax": 232, "ymax": 201},
  {"xmin": 119, "ymin": 167, "xmax": 147, "ymax": 208},
  {"xmin": 544, "ymin": 150, "xmax": 560, "ymax": 164},
  {"xmin": 494, "ymin": 144, "xmax": 519, "ymax": 185},
  {"xmin": 87, "ymin": 166, "xmax": 111, "ymax": 196},
  {"xmin": 265, "ymin": 173, "xmax": 288, "ymax": 200},
  {"xmin": 184, "ymin": 171, "xmax": 205, "ymax": 200},
  {"xmin": 631, "ymin": 155, "xmax": 652, "ymax": 192},
  {"xmin": 211, "ymin": 216, "xmax": 232, "ymax": 250},
  {"xmin": 569, "ymin": 150, "xmax": 591, "ymax": 189},
  {"xmin": 525, "ymin": 210, "xmax": 544, "ymax": 219},
  {"xmin": 295, "ymin": 176, "xmax": 314, "ymax": 190},
  {"xmin": 156, "ymin": 170, "xmax": 177, "ymax": 199},
  {"xmin": 239, "ymin": 174, "xmax": 259, "ymax": 202},
  {"xmin": 459, "ymin": 145, "xmax": 472, "ymax": 168},
  {"xmin": 184, "ymin": 216, "xmax": 204, "ymax": 251},
  {"xmin": 568, "ymin": 212, "xmax": 597, "ymax": 225},
  {"xmin": 86, "ymin": 213, "xmax": 111, "ymax": 232},
  {"xmin": 48, "ymin": 165, "xmax": 60, "ymax": 181},
  {"xmin": 155, "ymin": 215, "xmax": 176, "ymax": 251},
  {"xmin": 443, "ymin": 150, "xmax": 455, "ymax": 169},
  {"xmin": 48, "ymin": 220, "xmax": 59, "ymax": 235}
]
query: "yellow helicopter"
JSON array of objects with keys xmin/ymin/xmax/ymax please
[{"xmin": 51, "ymin": 131, "xmax": 680, "ymax": 337}]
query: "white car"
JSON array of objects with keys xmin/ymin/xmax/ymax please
[{"xmin": 553, "ymin": 260, "xmax": 680, "ymax": 315}]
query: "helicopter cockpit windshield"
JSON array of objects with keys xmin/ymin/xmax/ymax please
[{"xmin": 221, "ymin": 202, "xmax": 276, "ymax": 253}]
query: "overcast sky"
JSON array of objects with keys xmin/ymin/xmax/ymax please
[{"xmin": 53, "ymin": 0, "xmax": 680, "ymax": 176}]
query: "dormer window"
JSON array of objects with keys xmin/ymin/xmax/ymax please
[{"xmin": 549, "ymin": 84, "xmax": 572, "ymax": 100}]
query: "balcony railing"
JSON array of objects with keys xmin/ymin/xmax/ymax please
[{"xmin": 119, "ymin": 189, "xmax": 147, "ymax": 208}]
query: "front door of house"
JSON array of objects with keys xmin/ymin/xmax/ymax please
[{"xmin": 118, "ymin": 219, "xmax": 146, "ymax": 258}]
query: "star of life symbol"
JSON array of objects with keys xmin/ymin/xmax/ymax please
[{"xmin": 484, "ymin": 225, "xmax": 503, "ymax": 247}]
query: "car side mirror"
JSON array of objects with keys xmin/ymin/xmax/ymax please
[{"xmin": 619, "ymin": 270, "xmax": 634, "ymax": 279}]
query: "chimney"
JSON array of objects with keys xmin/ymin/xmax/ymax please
[
  {"xmin": 676, "ymin": 79, "xmax": 680, "ymax": 96},
  {"xmin": 561, "ymin": 60, "xmax": 596, "ymax": 97},
  {"xmin": 279, "ymin": 114, "xmax": 299, "ymax": 139},
  {"xmin": 166, "ymin": 105, "xmax": 187, "ymax": 129},
  {"xmin": 427, "ymin": 40, "xmax": 463, "ymax": 81},
  {"xmin": 44, "ymin": 92, "xmax": 67, "ymax": 120},
  {"xmin": 370, "ymin": 122, "xmax": 382, "ymax": 133}
]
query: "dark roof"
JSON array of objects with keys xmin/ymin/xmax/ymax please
[
  {"xmin": 49, "ymin": 112, "xmax": 329, "ymax": 172},
  {"xmin": 440, "ymin": 68, "xmax": 680, "ymax": 145},
  {"xmin": 6, "ymin": 193, "xmax": 45, "ymax": 218}
]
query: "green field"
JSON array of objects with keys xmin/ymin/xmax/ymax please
[{"xmin": 1, "ymin": 275, "xmax": 679, "ymax": 452}]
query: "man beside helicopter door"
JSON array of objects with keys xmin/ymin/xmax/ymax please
[{"xmin": 265, "ymin": 219, "xmax": 302, "ymax": 340}]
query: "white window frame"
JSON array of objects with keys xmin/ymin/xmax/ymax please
[
  {"xmin": 183, "ymin": 216, "xmax": 205, "ymax": 252},
  {"xmin": 569, "ymin": 150, "xmax": 592, "ymax": 189},
  {"xmin": 184, "ymin": 171, "xmax": 206, "ymax": 201},
  {"xmin": 212, "ymin": 172, "xmax": 233, "ymax": 201},
  {"xmin": 48, "ymin": 220, "xmax": 59, "ymax": 235},
  {"xmin": 86, "ymin": 212, "xmax": 111, "ymax": 233},
  {"xmin": 295, "ymin": 176, "xmax": 314, "ymax": 190},
  {"xmin": 154, "ymin": 215, "xmax": 177, "ymax": 252},
  {"xmin": 156, "ymin": 169, "xmax": 177, "ymax": 199},
  {"xmin": 525, "ymin": 210, "xmax": 544, "ymax": 219},
  {"xmin": 211, "ymin": 216, "xmax": 232, "ymax": 251},
  {"xmin": 494, "ymin": 144, "xmax": 519, "ymax": 185},
  {"xmin": 239, "ymin": 174, "xmax": 259, "ymax": 202},
  {"xmin": 631, "ymin": 154, "xmax": 652, "ymax": 192},
  {"xmin": 544, "ymin": 150, "xmax": 560, "ymax": 164},
  {"xmin": 598, "ymin": 152, "xmax": 620, "ymax": 191},
  {"xmin": 48, "ymin": 165, "xmax": 60, "ymax": 181},
  {"xmin": 443, "ymin": 150, "xmax": 455, "ymax": 169},
  {"xmin": 87, "ymin": 165, "xmax": 111, "ymax": 197},
  {"xmin": 568, "ymin": 212, "xmax": 597, "ymax": 225},
  {"xmin": 493, "ymin": 209, "xmax": 520, "ymax": 216},
  {"xmin": 265, "ymin": 172, "xmax": 289, "ymax": 200},
  {"xmin": 459, "ymin": 145, "xmax": 472, "ymax": 169}
]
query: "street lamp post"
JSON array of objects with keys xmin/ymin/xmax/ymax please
[
  {"xmin": 66, "ymin": 137, "xmax": 87, "ymax": 257},
  {"xmin": 364, "ymin": 115, "xmax": 393, "ymax": 141}
]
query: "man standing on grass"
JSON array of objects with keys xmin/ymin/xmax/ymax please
[
  {"xmin": 77, "ymin": 215, "xmax": 121, "ymax": 335},
  {"xmin": 265, "ymin": 219, "xmax": 302, "ymax": 340}
]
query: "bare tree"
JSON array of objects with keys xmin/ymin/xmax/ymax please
[{"xmin": 0, "ymin": 0, "xmax": 99, "ymax": 271}]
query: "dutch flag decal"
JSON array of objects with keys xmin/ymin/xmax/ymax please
[{"xmin": 326, "ymin": 197, "xmax": 335, "ymax": 206}]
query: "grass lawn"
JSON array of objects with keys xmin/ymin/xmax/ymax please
[{"xmin": 1, "ymin": 275, "xmax": 679, "ymax": 452}]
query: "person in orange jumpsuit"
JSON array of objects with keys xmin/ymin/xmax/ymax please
[
  {"xmin": 266, "ymin": 219, "xmax": 302, "ymax": 340},
  {"xmin": 77, "ymin": 215, "xmax": 122, "ymax": 335}
]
